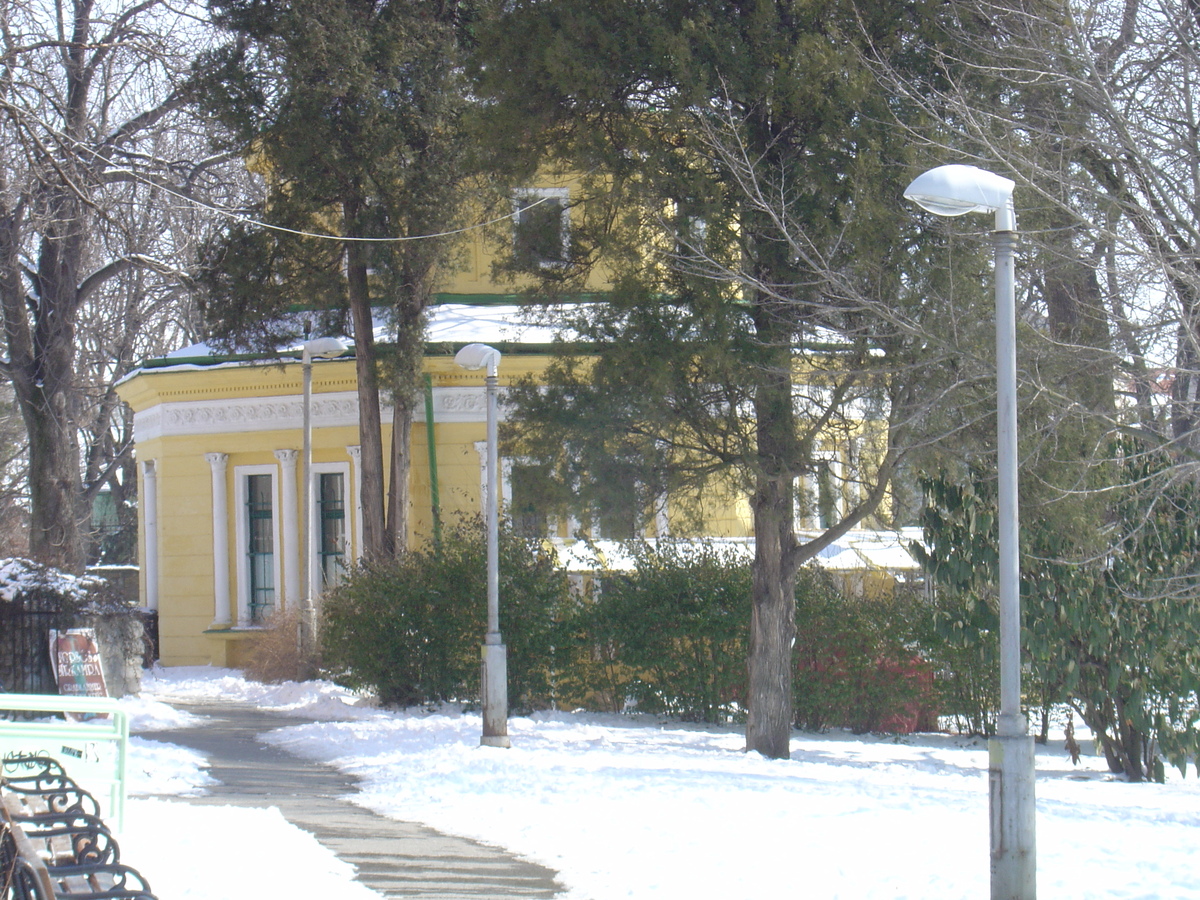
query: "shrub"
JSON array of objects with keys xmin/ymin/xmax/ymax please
[
  {"xmin": 320, "ymin": 518, "xmax": 568, "ymax": 710},
  {"xmin": 915, "ymin": 589, "xmax": 1000, "ymax": 736},
  {"xmin": 794, "ymin": 572, "xmax": 938, "ymax": 734},
  {"xmin": 561, "ymin": 540, "xmax": 752, "ymax": 723},
  {"xmin": 244, "ymin": 605, "xmax": 310, "ymax": 684}
]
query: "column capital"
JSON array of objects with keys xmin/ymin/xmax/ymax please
[{"xmin": 274, "ymin": 448, "xmax": 299, "ymax": 466}]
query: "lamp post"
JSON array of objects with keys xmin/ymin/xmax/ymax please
[
  {"xmin": 299, "ymin": 336, "xmax": 347, "ymax": 667},
  {"xmin": 454, "ymin": 342, "xmax": 510, "ymax": 748},
  {"xmin": 905, "ymin": 164, "xmax": 1035, "ymax": 900}
]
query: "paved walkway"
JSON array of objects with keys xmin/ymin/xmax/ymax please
[{"xmin": 138, "ymin": 703, "xmax": 563, "ymax": 899}]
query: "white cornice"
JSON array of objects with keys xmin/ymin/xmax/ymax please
[{"xmin": 133, "ymin": 387, "xmax": 504, "ymax": 441}]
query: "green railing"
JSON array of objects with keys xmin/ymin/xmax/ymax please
[{"xmin": 0, "ymin": 694, "xmax": 129, "ymax": 831}]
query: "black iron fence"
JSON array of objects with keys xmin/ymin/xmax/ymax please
[{"xmin": 0, "ymin": 593, "xmax": 80, "ymax": 695}]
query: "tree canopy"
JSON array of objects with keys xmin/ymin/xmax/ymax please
[
  {"xmin": 194, "ymin": 0, "xmax": 484, "ymax": 559},
  {"xmin": 472, "ymin": 0, "xmax": 988, "ymax": 757}
]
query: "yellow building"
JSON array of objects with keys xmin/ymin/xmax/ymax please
[
  {"xmin": 116, "ymin": 310, "xmax": 576, "ymax": 666},
  {"xmin": 116, "ymin": 177, "xmax": 918, "ymax": 667},
  {"xmin": 116, "ymin": 318, "xmax": 918, "ymax": 667}
]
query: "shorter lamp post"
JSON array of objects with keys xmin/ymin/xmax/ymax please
[
  {"xmin": 904, "ymin": 164, "xmax": 1035, "ymax": 900},
  {"xmin": 454, "ymin": 342, "xmax": 510, "ymax": 748},
  {"xmin": 299, "ymin": 336, "xmax": 347, "ymax": 667}
]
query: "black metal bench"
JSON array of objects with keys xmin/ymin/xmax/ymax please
[
  {"xmin": 2, "ymin": 757, "xmax": 102, "ymax": 820},
  {"xmin": 1, "ymin": 755, "xmax": 157, "ymax": 900}
]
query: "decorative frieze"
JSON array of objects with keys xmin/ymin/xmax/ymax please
[
  {"xmin": 134, "ymin": 387, "xmax": 505, "ymax": 439},
  {"xmin": 435, "ymin": 389, "xmax": 490, "ymax": 419}
]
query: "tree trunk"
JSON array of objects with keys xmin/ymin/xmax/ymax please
[
  {"xmin": 23, "ymin": 387, "xmax": 86, "ymax": 572},
  {"xmin": 345, "ymin": 213, "xmax": 390, "ymax": 562},
  {"xmin": 10, "ymin": 202, "xmax": 89, "ymax": 571},
  {"xmin": 1043, "ymin": 239, "xmax": 1115, "ymax": 416},
  {"xmin": 745, "ymin": 305, "xmax": 800, "ymax": 758},
  {"xmin": 388, "ymin": 392, "xmax": 413, "ymax": 554},
  {"xmin": 385, "ymin": 274, "xmax": 434, "ymax": 556},
  {"xmin": 745, "ymin": 471, "xmax": 799, "ymax": 758}
]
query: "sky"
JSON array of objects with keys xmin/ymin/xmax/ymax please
[{"xmin": 100, "ymin": 666, "xmax": 1200, "ymax": 899}]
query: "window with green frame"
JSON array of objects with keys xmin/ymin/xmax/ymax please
[
  {"xmin": 246, "ymin": 473, "xmax": 274, "ymax": 623},
  {"xmin": 318, "ymin": 472, "xmax": 346, "ymax": 587},
  {"xmin": 508, "ymin": 463, "xmax": 564, "ymax": 538},
  {"xmin": 513, "ymin": 189, "xmax": 569, "ymax": 269}
]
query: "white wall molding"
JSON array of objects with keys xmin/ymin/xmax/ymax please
[
  {"xmin": 135, "ymin": 387, "xmax": 507, "ymax": 439},
  {"xmin": 345, "ymin": 446, "xmax": 363, "ymax": 563}
]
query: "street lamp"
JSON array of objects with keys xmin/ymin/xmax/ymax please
[
  {"xmin": 454, "ymin": 342, "xmax": 510, "ymax": 748},
  {"xmin": 299, "ymin": 336, "xmax": 347, "ymax": 668},
  {"xmin": 905, "ymin": 164, "xmax": 1035, "ymax": 900}
]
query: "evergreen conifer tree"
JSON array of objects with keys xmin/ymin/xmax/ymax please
[
  {"xmin": 195, "ymin": 0, "xmax": 481, "ymax": 559},
  {"xmin": 473, "ymin": 0, "xmax": 975, "ymax": 756}
]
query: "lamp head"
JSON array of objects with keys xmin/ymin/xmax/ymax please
[
  {"xmin": 303, "ymin": 336, "xmax": 348, "ymax": 361},
  {"xmin": 904, "ymin": 164, "xmax": 1016, "ymax": 230},
  {"xmin": 455, "ymin": 342, "xmax": 501, "ymax": 377}
]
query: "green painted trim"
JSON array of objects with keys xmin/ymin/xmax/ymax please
[
  {"xmin": 202, "ymin": 628, "xmax": 261, "ymax": 638},
  {"xmin": 141, "ymin": 352, "xmax": 283, "ymax": 369},
  {"xmin": 137, "ymin": 342, "xmax": 586, "ymax": 370},
  {"xmin": 424, "ymin": 373, "xmax": 443, "ymax": 547},
  {"xmin": 431, "ymin": 292, "xmax": 608, "ymax": 305},
  {"xmin": 429, "ymin": 341, "xmax": 598, "ymax": 356}
]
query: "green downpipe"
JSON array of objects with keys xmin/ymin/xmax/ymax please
[{"xmin": 424, "ymin": 373, "xmax": 443, "ymax": 547}]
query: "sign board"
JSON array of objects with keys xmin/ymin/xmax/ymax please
[{"xmin": 49, "ymin": 628, "xmax": 108, "ymax": 710}]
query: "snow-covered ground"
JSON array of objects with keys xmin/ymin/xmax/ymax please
[{"xmin": 112, "ymin": 666, "xmax": 1199, "ymax": 899}]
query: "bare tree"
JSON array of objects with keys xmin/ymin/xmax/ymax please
[
  {"xmin": 866, "ymin": 0, "xmax": 1200, "ymax": 778},
  {"xmin": 871, "ymin": 0, "xmax": 1200, "ymax": 445},
  {"xmin": 0, "ymin": 0, "xmax": 242, "ymax": 569}
]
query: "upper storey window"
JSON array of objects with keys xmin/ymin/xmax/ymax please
[{"xmin": 513, "ymin": 188, "xmax": 569, "ymax": 269}]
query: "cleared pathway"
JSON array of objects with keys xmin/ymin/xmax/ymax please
[{"xmin": 139, "ymin": 703, "xmax": 563, "ymax": 899}]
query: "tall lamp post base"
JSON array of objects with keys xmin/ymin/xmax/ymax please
[
  {"xmin": 989, "ymin": 733, "xmax": 1037, "ymax": 899},
  {"xmin": 480, "ymin": 641, "xmax": 510, "ymax": 748},
  {"xmin": 297, "ymin": 597, "xmax": 318, "ymax": 679}
]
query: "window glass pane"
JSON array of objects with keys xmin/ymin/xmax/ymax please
[
  {"xmin": 509, "ymin": 465, "xmax": 561, "ymax": 538},
  {"xmin": 514, "ymin": 195, "xmax": 566, "ymax": 268},
  {"xmin": 246, "ymin": 474, "xmax": 274, "ymax": 622},
  {"xmin": 318, "ymin": 473, "xmax": 346, "ymax": 587},
  {"xmin": 595, "ymin": 471, "xmax": 639, "ymax": 540}
]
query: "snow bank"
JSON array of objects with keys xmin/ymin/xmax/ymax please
[{"xmin": 124, "ymin": 666, "xmax": 1200, "ymax": 900}]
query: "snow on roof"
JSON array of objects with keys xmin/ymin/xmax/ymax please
[
  {"xmin": 164, "ymin": 341, "xmax": 216, "ymax": 359},
  {"xmin": 795, "ymin": 528, "xmax": 924, "ymax": 572},
  {"xmin": 160, "ymin": 304, "xmax": 575, "ymax": 363},
  {"xmin": 423, "ymin": 304, "xmax": 577, "ymax": 344},
  {"xmin": 551, "ymin": 531, "xmax": 920, "ymax": 574}
]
